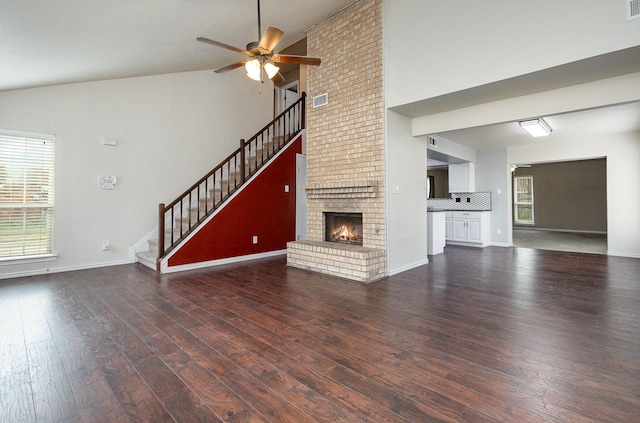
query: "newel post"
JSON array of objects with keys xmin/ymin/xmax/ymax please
[
  {"xmin": 158, "ymin": 203, "xmax": 165, "ymax": 260},
  {"xmin": 240, "ymin": 138, "xmax": 246, "ymax": 183}
]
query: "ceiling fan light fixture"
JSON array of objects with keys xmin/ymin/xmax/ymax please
[
  {"xmin": 196, "ymin": 0, "xmax": 320, "ymax": 82},
  {"xmin": 264, "ymin": 62, "xmax": 279, "ymax": 79},
  {"xmin": 245, "ymin": 59, "xmax": 261, "ymax": 81},
  {"xmin": 519, "ymin": 118, "xmax": 552, "ymax": 137}
]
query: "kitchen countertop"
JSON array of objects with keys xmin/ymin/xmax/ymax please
[{"xmin": 428, "ymin": 208, "xmax": 491, "ymax": 212}]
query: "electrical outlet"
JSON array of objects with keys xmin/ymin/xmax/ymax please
[
  {"xmin": 252, "ymin": 236, "xmax": 258, "ymax": 244},
  {"xmin": 102, "ymin": 240, "xmax": 110, "ymax": 251}
]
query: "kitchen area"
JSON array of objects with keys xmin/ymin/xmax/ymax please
[{"xmin": 427, "ymin": 156, "xmax": 492, "ymax": 255}]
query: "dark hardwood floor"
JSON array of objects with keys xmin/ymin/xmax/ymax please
[{"xmin": 1, "ymin": 245, "xmax": 640, "ymax": 422}]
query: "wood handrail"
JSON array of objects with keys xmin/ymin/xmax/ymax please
[{"xmin": 156, "ymin": 92, "xmax": 306, "ymax": 265}]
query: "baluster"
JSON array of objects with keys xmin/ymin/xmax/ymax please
[
  {"xmin": 204, "ymin": 177, "xmax": 208, "ymax": 214},
  {"xmin": 226, "ymin": 162, "xmax": 230, "ymax": 197},
  {"xmin": 233, "ymin": 154, "xmax": 237, "ymax": 189},
  {"xmin": 240, "ymin": 139, "xmax": 246, "ymax": 184},
  {"xmin": 170, "ymin": 206, "xmax": 175, "ymax": 244},
  {"xmin": 178, "ymin": 200, "xmax": 182, "ymax": 236},
  {"xmin": 214, "ymin": 174, "xmax": 217, "ymax": 206},
  {"xmin": 188, "ymin": 191, "xmax": 192, "ymax": 228}
]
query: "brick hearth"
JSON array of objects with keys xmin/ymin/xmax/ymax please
[{"xmin": 286, "ymin": 240, "xmax": 385, "ymax": 283}]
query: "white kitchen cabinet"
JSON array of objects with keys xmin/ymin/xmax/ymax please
[
  {"xmin": 448, "ymin": 162, "xmax": 475, "ymax": 193},
  {"xmin": 444, "ymin": 212, "xmax": 453, "ymax": 241},
  {"xmin": 427, "ymin": 211, "xmax": 446, "ymax": 255},
  {"xmin": 448, "ymin": 211, "xmax": 490, "ymax": 247}
]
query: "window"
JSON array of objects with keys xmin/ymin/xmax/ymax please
[
  {"xmin": 0, "ymin": 130, "xmax": 55, "ymax": 259},
  {"xmin": 514, "ymin": 176, "xmax": 534, "ymax": 224}
]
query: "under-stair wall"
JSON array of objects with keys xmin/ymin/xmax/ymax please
[{"xmin": 160, "ymin": 134, "xmax": 302, "ymax": 272}]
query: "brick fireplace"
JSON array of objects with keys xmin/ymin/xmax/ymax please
[
  {"xmin": 287, "ymin": 180, "xmax": 386, "ymax": 283},
  {"xmin": 286, "ymin": 0, "xmax": 386, "ymax": 283}
]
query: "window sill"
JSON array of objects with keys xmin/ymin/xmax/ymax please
[{"xmin": 0, "ymin": 254, "xmax": 59, "ymax": 266}]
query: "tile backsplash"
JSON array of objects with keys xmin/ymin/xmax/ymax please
[{"xmin": 427, "ymin": 192, "xmax": 492, "ymax": 211}]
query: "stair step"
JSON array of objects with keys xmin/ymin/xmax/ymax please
[
  {"xmin": 208, "ymin": 188, "xmax": 223, "ymax": 200},
  {"xmin": 192, "ymin": 200, "xmax": 219, "ymax": 215},
  {"xmin": 227, "ymin": 168, "xmax": 251, "ymax": 179},
  {"xmin": 163, "ymin": 229, "xmax": 184, "ymax": 244},
  {"xmin": 175, "ymin": 216, "xmax": 204, "ymax": 226},
  {"xmin": 198, "ymin": 198, "xmax": 215, "ymax": 208},
  {"xmin": 220, "ymin": 179, "xmax": 237, "ymax": 188},
  {"xmin": 148, "ymin": 238, "xmax": 159, "ymax": 254},
  {"xmin": 136, "ymin": 251, "xmax": 156, "ymax": 270}
]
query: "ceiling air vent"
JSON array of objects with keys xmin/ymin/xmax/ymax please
[
  {"xmin": 627, "ymin": 0, "xmax": 640, "ymax": 20},
  {"xmin": 312, "ymin": 93, "xmax": 328, "ymax": 108},
  {"xmin": 428, "ymin": 136, "xmax": 439, "ymax": 148}
]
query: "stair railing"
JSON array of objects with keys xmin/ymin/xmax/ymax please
[{"xmin": 157, "ymin": 92, "xmax": 306, "ymax": 264}]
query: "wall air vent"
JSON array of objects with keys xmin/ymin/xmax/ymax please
[
  {"xmin": 627, "ymin": 0, "xmax": 640, "ymax": 20},
  {"xmin": 312, "ymin": 93, "xmax": 328, "ymax": 108},
  {"xmin": 428, "ymin": 136, "xmax": 438, "ymax": 148}
]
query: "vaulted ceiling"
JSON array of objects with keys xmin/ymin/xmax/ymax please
[
  {"xmin": 3, "ymin": 0, "xmax": 639, "ymax": 153},
  {"xmin": 0, "ymin": 0, "xmax": 355, "ymax": 92}
]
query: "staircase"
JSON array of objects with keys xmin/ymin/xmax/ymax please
[{"xmin": 135, "ymin": 93, "xmax": 306, "ymax": 272}]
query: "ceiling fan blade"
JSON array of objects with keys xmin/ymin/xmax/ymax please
[
  {"xmin": 272, "ymin": 54, "xmax": 321, "ymax": 66},
  {"xmin": 258, "ymin": 27, "xmax": 283, "ymax": 53},
  {"xmin": 197, "ymin": 37, "xmax": 250, "ymax": 56},
  {"xmin": 214, "ymin": 61, "xmax": 247, "ymax": 73}
]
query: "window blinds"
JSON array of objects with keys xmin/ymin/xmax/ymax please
[{"xmin": 0, "ymin": 130, "xmax": 55, "ymax": 258}]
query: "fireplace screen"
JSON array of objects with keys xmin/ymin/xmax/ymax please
[{"xmin": 325, "ymin": 212, "xmax": 363, "ymax": 246}]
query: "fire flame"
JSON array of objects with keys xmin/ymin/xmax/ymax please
[{"xmin": 331, "ymin": 224, "xmax": 362, "ymax": 244}]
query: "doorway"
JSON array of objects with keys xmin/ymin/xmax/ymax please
[
  {"xmin": 275, "ymin": 81, "xmax": 299, "ymax": 117},
  {"xmin": 511, "ymin": 158, "xmax": 607, "ymax": 254}
]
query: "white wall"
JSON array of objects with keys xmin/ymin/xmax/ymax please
[
  {"xmin": 476, "ymin": 149, "xmax": 511, "ymax": 246},
  {"xmin": 385, "ymin": 0, "xmax": 640, "ymax": 108},
  {"xmin": 386, "ymin": 110, "xmax": 428, "ymax": 274},
  {"xmin": 0, "ymin": 70, "xmax": 274, "ymax": 277},
  {"xmin": 509, "ymin": 131, "xmax": 640, "ymax": 258}
]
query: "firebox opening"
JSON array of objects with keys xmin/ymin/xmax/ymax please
[{"xmin": 324, "ymin": 212, "xmax": 363, "ymax": 246}]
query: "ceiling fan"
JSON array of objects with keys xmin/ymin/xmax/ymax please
[{"xmin": 196, "ymin": 0, "xmax": 321, "ymax": 83}]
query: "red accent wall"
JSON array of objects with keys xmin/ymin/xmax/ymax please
[{"xmin": 167, "ymin": 136, "xmax": 302, "ymax": 267}]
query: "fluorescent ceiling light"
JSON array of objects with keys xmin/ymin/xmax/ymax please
[{"xmin": 519, "ymin": 118, "xmax": 552, "ymax": 137}]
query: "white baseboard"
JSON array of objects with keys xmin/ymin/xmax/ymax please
[
  {"xmin": 0, "ymin": 258, "xmax": 134, "ymax": 280},
  {"xmin": 608, "ymin": 251, "xmax": 640, "ymax": 259},
  {"xmin": 161, "ymin": 249, "xmax": 287, "ymax": 274},
  {"xmin": 388, "ymin": 258, "xmax": 430, "ymax": 276},
  {"xmin": 446, "ymin": 241, "xmax": 489, "ymax": 248},
  {"xmin": 513, "ymin": 227, "xmax": 607, "ymax": 235}
]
